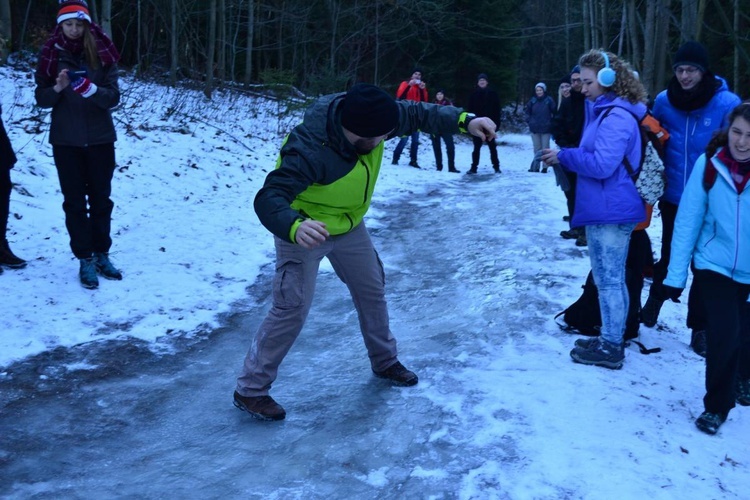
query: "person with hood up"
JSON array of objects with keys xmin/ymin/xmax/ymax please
[
  {"xmin": 525, "ymin": 82, "xmax": 556, "ymax": 173},
  {"xmin": 542, "ymin": 49, "xmax": 648, "ymax": 370},
  {"xmin": 641, "ymin": 41, "xmax": 741, "ymax": 358}
]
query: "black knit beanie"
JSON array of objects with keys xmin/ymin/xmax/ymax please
[
  {"xmin": 673, "ymin": 41, "xmax": 709, "ymax": 72},
  {"xmin": 341, "ymin": 84, "xmax": 399, "ymax": 137}
]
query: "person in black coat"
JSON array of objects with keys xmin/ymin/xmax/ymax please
[
  {"xmin": 467, "ymin": 73, "xmax": 501, "ymax": 174},
  {"xmin": 34, "ymin": 0, "xmax": 122, "ymax": 289},
  {"xmin": 0, "ymin": 104, "xmax": 27, "ymax": 273}
]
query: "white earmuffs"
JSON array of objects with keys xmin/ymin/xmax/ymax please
[{"xmin": 597, "ymin": 52, "xmax": 616, "ymax": 87}]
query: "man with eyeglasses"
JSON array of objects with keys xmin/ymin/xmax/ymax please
[
  {"xmin": 551, "ymin": 65, "xmax": 587, "ymax": 246},
  {"xmin": 642, "ymin": 41, "xmax": 741, "ymax": 356}
]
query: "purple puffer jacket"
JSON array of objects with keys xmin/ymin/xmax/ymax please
[{"xmin": 558, "ymin": 93, "xmax": 647, "ymax": 228}]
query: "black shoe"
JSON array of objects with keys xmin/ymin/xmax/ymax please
[
  {"xmin": 570, "ymin": 339, "xmax": 624, "ymax": 369},
  {"xmin": 466, "ymin": 168, "xmax": 478, "ymax": 175},
  {"xmin": 575, "ymin": 234, "xmax": 587, "ymax": 247},
  {"xmin": 641, "ymin": 290, "xmax": 665, "ymax": 327},
  {"xmin": 94, "ymin": 252, "xmax": 123, "ymax": 280},
  {"xmin": 542, "ymin": 167, "xmax": 548, "ymax": 173},
  {"xmin": 408, "ymin": 160, "xmax": 421, "ymax": 169},
  {"xmin": 373, "ymin": 361, "xmax": 418, "ymax": 386},
  {"xmin": 436, "ymin": 167, "xmax": 443, "ymax": 171},
  {"xmin": 0, "ymin": 239, "xmax": 27, "ymax": 269},
  {"xmin": 563, "ymin": 215, "xmax": 570, "ymax": 222},
  {"xmin": 233, "ymin": 391, "xmax": 286, "ymax": 421},
  {"xmin": 560, "ymin": 228, "xmax": 580, "ymax": 240},
  {"xmin": 690, "ymin": 329, "xmax": 707, "ymax": 358},
  {"xmin": 695, "ymin": 411, "xmax": 726, "ymax": 435},
  {"xmin": 79, "ymin": 257, "xmax": 99, "ymax": 289},
  {"xmin": 391, "ymin": 158, "xmax": 399, "ymax": 165},
  {"xmin": 494, "ymin": 168, "xmax": 502, "ymax": 174},
  {"xmin": 448, "ymin": 168, "xmax": 461, "ymax": 173}
]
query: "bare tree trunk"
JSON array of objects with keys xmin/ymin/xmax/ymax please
[
  {"xmin": 695, "ymin": 0, "xmax": 707, "ymax": 40},
  {"xmin": 170, "ymin": 0, "xmax": 178, "ymax": 86},
  {"xmin": 100, "ymin": 0, "xmax": 113, "ymax": 37},
  {"xmin": 642, "ymin": 0, "xmax": 657, "ymax": 94},
  {"xmin": 0, "ymin": 0, "xmax": 10, "ymax": 62},
  {"xmin": 244, "ymin": 0, "xmax": 254, "ymax": 86},
  {"xmin": 565, "ymin": 0, "xmax": 571, "ymax": 68},
  {"xmin": 583, "ymin": 0, "xmax": 590, "ymax": 49},
  {"xmin": 617, "ymin": 1, "xmax": 626, "ymax": 55},
  {"xmin": 137, "ymin": 0, "xmax": 142, "ymax": 76},
  {"xmin": 218, "ymin": 0, "xmax": 226, "ymax": 87},
  {"xmin": 680, "ymin": 0, "xmax": 697, "ymax": 42},
  {"xmin": 628, "ymin": 0, "xmax": 641, "ymax": 70},
  {"xmin": 654, "ymin": 0, "xmax": 671, "ymax": 92},
  {"xmin": 205, "ymin": 0, "xmax": 217, "ymax": 98},
  {"xmin": 600, "ymin": 0, "xmax": 608, "ymax": 49},
  {"xmin": 734, "ymin": 0, "xmax": 739, "ymax": 91}
]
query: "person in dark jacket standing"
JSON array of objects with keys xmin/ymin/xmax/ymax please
[
  {"xmin": 641, "ymin": 41, "xmax": 740, "ymax": 357},
  {"xmin": 526, "ymin": 82, "xmax": 556, "ymax": 173},
  {"xmin": 430, "ymin": 90, "xmax": 459, "ymax": 173},
  {"xmin": 467, "ymin": 73, "xmax": 501, "ymax": 174},
  {"xmin": 233, "ymin": 83, "xmax": 497, "ymax": 421},
  {"xmin": 0, "ymin": 104, "xmax": 27, "ymax": 273},
  {"xmin": 392, "ymin": 69, "xmax": 429, "ymax": 168},
  {"xmin": 552, "ymin": 66, "xmax": 587, "ymax": 246},
  {"xmin": 34, "ymin": 0, "xmax": 122, "ymax": 290}
]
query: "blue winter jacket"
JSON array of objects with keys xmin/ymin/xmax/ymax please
[
  {"xmin": 664, "ymin": 150, "xmax": 750, "ymax": 288},
  {"xmin": 651, "ymin": 76, "xmax": 740, "ymax": 205},
  {"xmin": 557, "ymin": 93, "xmax": 647, "ymax": 227}
]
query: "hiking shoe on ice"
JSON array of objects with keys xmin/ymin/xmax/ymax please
[
  {"xmin": 0, "ymin": 239, "xmax": 27, "ymax": 269},
  {"xmin": 574, "ymin": 337, "xmax": 600, "ymax": 350},
  {"xmin": 560, "ymin": 228, "xmax": 580, "ymax": 239},
  {"xmin": 233, "ymin": 391, "xmax": 286, "ymax": 421},
  {"xmin": 695, "ymin": 411, "xmax": 726, "ymax": 435},
  {"xmin": 373, "ymin": 361, "xmax": 418, "ymax": 386},
  {"xmin": 79, "ymin": 257, "xmax": 99, "ymax": 289},
  {"xmin": 641, "ymin": 292, "xmax": 665, "ymax": 327},
  {"xmin": 690, "ymin": 329, "xmax": 707, "ymax": 358},
  {"xmin": 736, "ymin": 379, "xmax": 750, "ymax": 406},
  {"xmin": 570, "ymin": 339, "xmax": 624, "ymax": 369},
  {"xmin": 94, "ymin": 252, "xmax": 122, "ymax": 280}
]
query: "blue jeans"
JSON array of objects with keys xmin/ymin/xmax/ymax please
[
  {"xmin": 587, "ymin": 223, "xmax": 635, "ymax": 345},
  {"xmin": 393, "ymin": 132, "xmax": 420, "ymax": 163}
]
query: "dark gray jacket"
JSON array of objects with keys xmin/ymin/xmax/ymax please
[{"xmin": 34, "ymin": 46, "xmax": 120, "ymax": 147}]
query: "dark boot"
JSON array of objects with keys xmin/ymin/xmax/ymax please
[
  {"xmin": 0, "ymin": 239, "xmax": 27, "ymax": 269},
  {"xmin": 94, "ymin": 252, "xmax": 123, "ymax": 280},
  {"xmin": 79, "ymin": 257, "xmax": 99, "ymax": 289},
  {"xmin": 641, "ymin": 287, "xmax": 666, "ymax": 327},
  {"xmin": 373, "ymin": 360, "xmax": 418, "ymax": 386},
  {"xmin": 233, "ymin": 391, "xmax": 286, "ymax": 421}
]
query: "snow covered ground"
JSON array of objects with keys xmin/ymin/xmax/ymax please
[{"xmin": 1, "ymin": 65, "xmax": 749, "ymax": 498}]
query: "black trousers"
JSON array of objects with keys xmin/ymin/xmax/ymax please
[
  {"xmin": 53, "ymin": 144, "xmax": 116, "ymax": 259},
  {"xmin": 695, "ymin": 270, "xmax": 750, "ymax": 415},
  {"xmin": 0, "ymin": 168, "xmax": 10, "ymax": 240},
  {"xmin": 654, "ymin": 200, "xmax": 706, "ymax": 330},
  {"xmin": 471, "ymin": 136, "xmax": 499, "ymax": 169}
]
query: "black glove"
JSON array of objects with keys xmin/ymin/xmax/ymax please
[{"xmin": 662, "ymin": 284, "xmax": 683, "ymax": 303}]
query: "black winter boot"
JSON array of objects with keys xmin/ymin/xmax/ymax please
[{"xmin": 0, "ymin": 239, "xmax": 27, "ymax": 269}]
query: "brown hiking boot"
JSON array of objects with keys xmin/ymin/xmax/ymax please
[
  {"xmin": 233, "ymin": 391, "xmax": 286, "ymax": 421},
  {"xmin": 0, "ymin": 239, "xmax": 27, "ymax": 269},
  {"xmin": 373, "ymin": 361, "xmax": 418, "ymax": 386}
]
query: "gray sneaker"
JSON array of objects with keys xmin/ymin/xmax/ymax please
[
  {"xmin": 570, "ymin": 339, "xmax": 624, "ymax": 369},
  {"xmin": 574, "ymin": 337, "xmax": 600, "ymax": 350}
]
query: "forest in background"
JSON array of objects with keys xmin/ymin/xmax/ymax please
[{"xmin": 1, "ymin": 0, "xmax": 749, "ymax": 108}]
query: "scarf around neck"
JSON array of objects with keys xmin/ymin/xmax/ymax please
[
  {"xmin": 37, "ymin": 23, "xmax": 120, "ymax": 80},
  {"xmin": 717, "ymin": 147, "xmax": 750, "ymax": 193},
  {"xmin": 666, "ymin": 73, "xmax": 719, "ymax": 112}
]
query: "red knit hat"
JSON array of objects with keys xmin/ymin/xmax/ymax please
[{"xmin": 57, "ymin": 0, "xmax": 92, "ymax": 24}]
